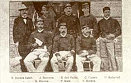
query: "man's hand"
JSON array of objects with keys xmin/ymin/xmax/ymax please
[
  {"xmin": 32, "ymin": 43, "xmax": 38, "ymax": 48},
  {"xmin": 106, "ymin": 34, "xmax": 115, "ymax": 40},
  {"xmin": 70, "ymin": 50, "xmax": 75, "ymax": 55},
  {"xmin": 79, "ymin": 50, "xmax": 89, "ymax": 57},
  {"xmin": 55, "ymin": 52, "xmax": 62, "ymax": 63},
  {"xmin": 57, "ymin": 56, "xmax": 62, "ymax": 63},
  {"xmin": 44, "ymin": 52, "xmax": 50, "ymax": 57}
]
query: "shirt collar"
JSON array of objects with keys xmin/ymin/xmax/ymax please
[
  {"xmin": 104, "ymin": 16, "xmax": 111, "ymax": 20},
  {"xmin": 60, "ymin": 33, "xmax": 68, "ymax": 38},
  {"xmin": 82, "ymin": 34, "xmax": 90, "ymax": 38},
  {"xmin": 37, "ymin": 29, "xmax": 44, "ymax": 33}
]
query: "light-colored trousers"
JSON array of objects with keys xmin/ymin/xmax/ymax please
[
  {"xmin": 76, "ymin": 53, "xmax": 101, "ymax": 72},
  {"xmin": 24, "ymin": 49, "xmax": 49, "ymax": 72},
  {"xmin": 51, "ymin": 51, "xmax": 74, "ymax": 72},
  {"xmin": 98, "ymin": 38, "xmax": 118, "ymax": 71}
]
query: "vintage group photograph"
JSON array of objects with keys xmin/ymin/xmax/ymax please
[{"xmin": 9, "ymin": 0, "xmax": 122, "ymax": 73}]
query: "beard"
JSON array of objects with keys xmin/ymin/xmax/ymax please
[{"xmin": 21, "ymin": 13, "xmax": 28, "ymax": 18}]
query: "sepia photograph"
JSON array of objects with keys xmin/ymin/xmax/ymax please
[{"xmin": 9, "ymin": 0, "xmax": 122, "ymax": 73}]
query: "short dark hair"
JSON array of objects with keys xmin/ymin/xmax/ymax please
[
  {"xmin": 59, "ymin": 22, "xmax": 67, "ymax": 28},
  {"xmin": 35, "ymin": 17, "xmax": 44, "ymax": 24},
  {"xmin": 103, "ymin": 7, "xmax": 110, "ymax": 12}
]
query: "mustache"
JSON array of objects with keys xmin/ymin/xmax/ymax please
[
  {"xmin": 61, "ymin": 31, "xmax": 66, "ymax": 33},
  {"xmin": 23, "ymin": 13, "xmax": 27, "ymax": 14},
  {"xmin": 67, "ymin": 11, "xmax": 71, "ymax": 12}
]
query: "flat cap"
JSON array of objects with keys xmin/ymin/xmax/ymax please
[
  {"xmin": 65, "ymin": 3, "xmax": 72, "ymax": 8},
  {"xmin": 103, "ymin": 7, "xmax": 110, "ymax": 12},
  {"xmin": 59, "ymin": 22, "xmax": 67, "ymax": 26}
]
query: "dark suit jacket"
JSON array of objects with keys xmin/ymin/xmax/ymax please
[{"xmin": 13, "ymin": 16, "xmax": 34, "ymax": 44}]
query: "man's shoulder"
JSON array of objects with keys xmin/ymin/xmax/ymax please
[
  {"xmin": 14, "ymin": 16, "xmax": 32, "ymax": 21},
  {"xmin": 67, "ymin": 34, "xmax": 73, "ymax": 38},
  {"xmin": 54, "ymin": 35, "xmax": 60, "ymax": 40},
  {"xmin": 58, "ymin": 15, "xmax": 66, "ymax": 19},
  {"xmin": 31, "ymin": 30, "xmax": 37, "ymax": 35},
  {"xmin": 98, "ymin": 18, "xmax": 105, "ymax": 23},
  {"xmin": 79, "ymin": 16, "xmax": 84, "ymax": 19},
  {"xmin": 109, "ymin": 17, "xmax": 119, "ymax": 22},
  {"xmin": 76, "ymin": 35, "xmax": 83, "ymax": 40},
  {"xmin": 27, "ymin": 17, "xmax": 32, "ymax": 21},
  {"xmin": 14, "ymin": 17, "xmax": 22, "ymax": 21}
]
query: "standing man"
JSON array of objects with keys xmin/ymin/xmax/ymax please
[
  {"xmin": 51, "ymin": 23, "xmax": 75, "ymax": 72},
  {"xmin": 79, "ymin": 3, "xmax": 98, "ymax": 39},
  {"xmin": 57, "ymin": 3, "xmax": 80, "ymax": 36},
  {"xmin": 13, "ymin": 4, "xmax": 34, "ymax": 72},
  {"xmin": 98, "ymin": 7, "xmax": 121, "ymax": 71},
  {"xmin": 76, "ymin": 26, "xmax": 101, "ymax": 72},
  {"xmin": 40, "ymin": 5, "xmax": 56, "ymax": 33}
]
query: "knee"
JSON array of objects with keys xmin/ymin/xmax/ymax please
[
  {"xmin": 97, "ymin": 57, "xmax": 101, "ymax": 64},
  {"xmin": 23, "ymin": 58, "xmax": 29, "ymax": 65},
  {"xmin": 50, "ymin": 57, "xmax": 57, "ymax": 64},
  {"xmin": 76, "ymin": 55, "xmax": 82, "ymax": 63},
  {"xmin": 41, "ymin": 57, "xmax": 49, "ymax": 63},
  {"xmin": 67, "ymin": 57, "xmax": 73, "ymax": 65},
  {"xmin": 93, "ymin": 57, "xmax": 101, "ymax": 65}
]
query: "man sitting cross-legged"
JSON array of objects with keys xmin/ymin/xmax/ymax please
[
  {"xmin": 24, "ymin": 18, "xmax": 52, "ymax": 72},
  {"xmin": 51, "ymin": 23, "xmax": 75, "ymax": 72},
  {"xmin": 76, "ymin": 26, "xmax": 101, "ymax": 72}
]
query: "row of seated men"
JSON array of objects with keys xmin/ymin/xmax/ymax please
[
  {"xmin": 13, "ymin": 3, "xmax": 121, "ymax": 72},
  {"xmin": 23, "ymin": 18, "xmax": 101, "ymax": 72}
]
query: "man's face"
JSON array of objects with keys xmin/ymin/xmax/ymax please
[
  {"xmin": 82, "ymin": 6, "xmax": 90, "ymax": 14},
  {"xmin": 59, "ymin": 26, "xmax": 67, "ymax": 34},
  {"xmin": 82, "ymin": 27, "xmax": 90, "ymax": 37},
  {"xmin": 36, "ymin": 21, "xmax": 44, "ymax": 30},
  {"xmin": 20, "ymin": 9, "xmax": 28, "ymax": 18},
  {"xmin": 41, "ymin": 6, "xmax": 49, "ymax": 15},
  {"xmin": 103, "ymin": 10, "xmax": 110, "ymax": 18},
  {"xmin": 64, "ymin": 7, "xmax": 72, "ymax": 15}
]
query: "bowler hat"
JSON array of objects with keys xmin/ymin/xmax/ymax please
[{"xmin": 18, "ymin": 4, "xmax": 28, "ymax": 11}]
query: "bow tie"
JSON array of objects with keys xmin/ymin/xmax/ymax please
[{"xmin": 23, "ymin": 18, "xmax": 27, "ymax": 20}]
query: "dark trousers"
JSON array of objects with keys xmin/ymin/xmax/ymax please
[{"xmin": 18, "ymin": 43, "xmax": 30, "ymax": 72}]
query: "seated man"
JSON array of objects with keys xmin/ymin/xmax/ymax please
[
  {"xmin": 24, "ymin": 18, "xmax": 52, "ymax": 72},
  {"xmin": 76, "ymin": 26, "xmax": 101, "ymax": 72},
  {"xmin": 51, "ymin": 23, "xmax": 75, "ymax": 72}
]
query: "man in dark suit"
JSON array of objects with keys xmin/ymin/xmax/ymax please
[{"xmin": 13, "ymin": 4, "xmax": 34, "ymax": 72}]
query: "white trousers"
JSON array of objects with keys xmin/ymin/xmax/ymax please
[
  {"xmin": 98, "ymin": 37, "xmax": 118, "ymax": 71},
  {"xmin": 24, "ymin": 49, "xmax": 49, "ymax": 72},
  {"xmin": 76, "ymin": 54, "xmax": 101, "ymax": 72},
  {"xmin": 51, "ymin": 51, "xmax": 74, "ymax": 72}
]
